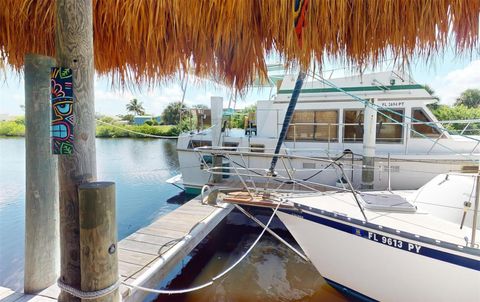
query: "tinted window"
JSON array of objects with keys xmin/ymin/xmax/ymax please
[
  {"xmin": 376, "ymin": 109, "xmax": 404, "ymax": 143},
  {"xmin": 411, "ymin": 109, "xmax": 441, "ymax": 138},
  {"xmin": 343, "ymin": 110, "xmax": 364, "ymax": 142}
]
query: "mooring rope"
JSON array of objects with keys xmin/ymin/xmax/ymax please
[
  {"xmin": 122, "ymin": 201, "xmax": 283, "ymax": 295},
  {"xmin": 57, "ymin": 278, "xmax": 121, "ymax": 299},
  {"xmin": 96, "ymin": 119, "xmax": 216, "ymax": 139}
]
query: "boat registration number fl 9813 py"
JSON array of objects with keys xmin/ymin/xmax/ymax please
[{"xmin": 356, "ymin": 229, "xmax": 422, "ymax": 254}]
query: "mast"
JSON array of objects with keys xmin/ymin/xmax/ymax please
[{"xmin": 268, "ymin": 0, "xmax": 309, "ymax": 174}]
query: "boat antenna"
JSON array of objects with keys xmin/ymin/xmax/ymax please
[{"xmin": 269, "ymin": 0, "xmax": 309, "ymax": 175}]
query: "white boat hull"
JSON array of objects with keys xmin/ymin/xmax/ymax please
[
  {"xmin": 178, "ymin": 147, "xmax": 474, "ymax": 192},
  {"xmin": 276, "ymin": 210, "xmax": 480, "ymax": 302}
]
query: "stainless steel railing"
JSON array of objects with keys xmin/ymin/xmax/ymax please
[{"xmin": 194, "ymin": 146, "xmax": 368, "ymax": 221}]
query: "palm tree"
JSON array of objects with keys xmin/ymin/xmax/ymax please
[
  {"xmin": 126, "ymin": 98, "xmax": 145, "ymax": 115},
  {"xmin": 424, "ymin": 84, "xmax": 440, "ymax": 110},
  {"xmin": 454, "ymin": 89, "xmax": 480, "ymax": 108},
  {"xmin": 161, "ymin": 101, "xmax": 188, "ymax": 124}
]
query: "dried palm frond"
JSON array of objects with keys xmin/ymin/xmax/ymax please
[{"xmin": 0, "ymin": 0, "xmax": 478, "ymax": 91}]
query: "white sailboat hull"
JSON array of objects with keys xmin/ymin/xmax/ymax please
[{"xmin": 276, "ymin": 210, "xmax": 480, "ymax": 302}]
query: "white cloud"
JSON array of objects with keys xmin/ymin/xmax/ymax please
[{"xmin": 430, "ymin": 60, "xmax": 480, "ymax": 105}]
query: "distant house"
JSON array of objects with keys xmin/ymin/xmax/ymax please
[{"xmin": 133, "ymin": 115, "xmax": 161, "ymax": 125}]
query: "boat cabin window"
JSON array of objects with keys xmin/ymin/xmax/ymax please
[
  {"xmin": 250, "ymin": 144, "xmax": 265, "ymax": 153},
  {"xmin": 223, "ymin": 142, "xmax": 239, "ymax": 151},
  {"xmin": 343, "ymin": 110, "xmax": 364, "ymax": 142},
  {"xmin": 376, "ymin": 109, "xmax": 404, "ymax": 143},
  {"xmin": 286, "ymin": 110, "xmax": 338, "ymax": 141},
  {"xmin": 411, "ymin": 108, "xmax": 441, "ymax": 138},
  {"xmin": 287, "ymin": 111, "xmax": 314, "ymax": 140},
  {"xmin": 188, "ymin": 140, "xmax": 212, "ymax": 149},
  {"xmin": 314, "ymin": 111, "xmax": 339, "ymax": 141},
  {"xmin": 343, "ymin": 109, "xmax": 404, "ymax": 143}
]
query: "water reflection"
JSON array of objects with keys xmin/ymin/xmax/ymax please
[
  {"xmin": 166, "ymin": 191, "xmax": 196, "ymax": 204},
  {"xmin": 1, "ymin": 137, "xmax": 352, "ymax": 301},
  {"xmin": 159, "ymin": 215, "xmax": 350, "ymax": 302},
  {"xmin": 0, "ymin": 138, "xmax": 183, "ymax": 291}
]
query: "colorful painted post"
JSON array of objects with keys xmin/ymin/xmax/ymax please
[
  {"xmin": 24, "ymin": 53, "xmax": 59, "ymax": 293},
  {"xmin": 51, "ymin": 67, "xmax": 74, "ymax": 155},
  {"xmin": 55, "ymin": 0, "xmax": 97, "ymax": 301}
]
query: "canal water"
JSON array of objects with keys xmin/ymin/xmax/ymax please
[
  {"xmin": 0, "ymin": 137, "xmax": 349, "ymax": 301},
  {"xmin": 0, "ymin": 137, "xmax": 184, "ymax": 290}
]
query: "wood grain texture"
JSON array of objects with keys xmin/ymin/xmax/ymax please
[
  {"xmin": 24, "ymin": 53, "xmax": 59, "ymax": 293},
  {"xmin": 79, "ymin": 182, "xmax": 119, "ymax": 302},
  {"xmin": 55, "ymin": 1, "xmax": 96, "ymax": 301}
]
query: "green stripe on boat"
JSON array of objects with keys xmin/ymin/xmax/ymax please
[
  {"xmin": 278, "ymin": 84, "xmax": 424, "ymax": 94},
  {"xmin": 185, "ymin": 187, "xmax": 202, "ymax": 195}
]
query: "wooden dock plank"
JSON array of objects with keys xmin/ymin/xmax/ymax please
[
  {"xmin": 2, "ymin": 195, "xmax": 233, "ymax": 302},
  {"xmin": 119, "ymin": 260, "xmax": 145, "ymax": 279},
  {"xmin": 136, "ymin": 227, "xmax": 186, "ymax": 239},
  {"xmin": 126, "ymin": 233, "xmax": 180, "ymax": 247},
  {"xmin": 124, "ymin": 200, "xmax": 233, "ymax": 302},
  {"xmin": 0, "ymin": 287, "xmax": 15, "ymax": 299},
  {"xmin": 35, "ymin": 286, "xmax": 59, "ymax": 300},
  {"xmin": 0, "ymin": 292, "xmax": 24, "ymax": 302},
  {"xmin": 13, "ymin": 295, "xmax": 56, "ymax": 302},
  {"xmin": 119, "ymin": 239, "xmax": 174, "ymax": 256},
  {"xmin": 118, "ymin": 248, "xmax": 158, "ymax": 266},
  {"xmin": 0, "ymin": 288, "xmax": 19, "ymax": 302}
]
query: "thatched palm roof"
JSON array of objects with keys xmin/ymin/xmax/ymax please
[{"xmin": 1, "ymin": 0, "xmax": 479, "ymax": 90}]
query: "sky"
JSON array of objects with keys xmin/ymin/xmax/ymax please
[{"xmin": 1, "ymin": 49, "xmax": 479, "ymax": 117}]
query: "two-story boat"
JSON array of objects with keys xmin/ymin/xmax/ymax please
[{"xmin": 173, "ymin": 70, "xmax": 480, "ymax": 194}]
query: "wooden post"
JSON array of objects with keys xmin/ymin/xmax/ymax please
[
  {"xmin": 79, "ymin": 182, "xmax": 119, "ymax": 302},
  {"xmin": 24, "ymin": 53, "xmax": 59, "ymax": 293},
  {"xmin": 55, "ymin": 1, "xmax": 96, "ymax": 301}
]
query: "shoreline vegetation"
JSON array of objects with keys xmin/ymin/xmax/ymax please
[
  {"xmin": 2, "ymin": 103, "xmax": 480, "ymax": 138},
  {"xmin": 0, "ymin": 116, "xmax": 181, "ymax": 138}
]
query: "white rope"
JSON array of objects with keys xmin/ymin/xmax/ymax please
[
  {"xmin": 57, "ymin": 277, "xmax": 120, "ymax": 299},
  {"xmin": 96, "ymin": 119, "xmax": 215, "ymax": 139},
  {"xmin": 201, "ymin": 184, "xmax": 212, "ymax": 204},
  {"xmin": 124, "ymin": 281, "xmax": 214, "ymax": 295},
  {"xmin": 122, "ymin": 201, "xmax": 283, "ymax": 295}
]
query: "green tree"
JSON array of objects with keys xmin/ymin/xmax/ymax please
[
  {"xmin": 431, "ymin": 104, "xmax": 480, "ymax": 134},
  {"xmin": 117, "ymin": 114, "xmax": 134, "ymax": 123},
  {"xmin": 230, "ymin": 105, "xmax": 256, "ymax": 128},
  {"xmin": 424, "ymin": 84, "xmax": 440, "ymax": 110},
  {"xmin": 423, "ymin": 85, "xmax": 437, "ymax": 98},
  {"xmin": 126, "ymin": 98, "xmax": 145, "ymax": 115},
  {"xmin": 162, "ymin": 101, "xmax": 188, "ymax": 125},
  {"xmin": 454, "ymin": 89, "xmax": 480, "ymax": 108}
]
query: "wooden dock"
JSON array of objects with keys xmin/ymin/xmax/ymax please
[
  {"xmin": 0, "ymin": 286, "xmax": 57, "ymax": 302},
  {"xmin": 1, "ymin": 196, "xmax": 233, "ymax": 302}
]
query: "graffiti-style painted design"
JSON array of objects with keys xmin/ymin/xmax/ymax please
[
  {"xmin": 293, "ymin": 0, "xmax": 310, "ymax": 47},
  {"xmin": 51, "ymin": 67, "xmax": 74, "ymax": 155}
]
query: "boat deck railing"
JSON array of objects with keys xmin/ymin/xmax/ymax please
[
  {"xmin": 194, "ymin": 146, "xmax": 369, "ymax": 221},
  {"xmin": 285, "ymin": 119, "xmax": 480, "ymax": 155},
  {"xmin": 224, "ymin": 108, "xmax": 480, "ymax": 155},
  {"xmin": 195, "ymin": 146, "xmax": 480, "ymax": 248}
]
